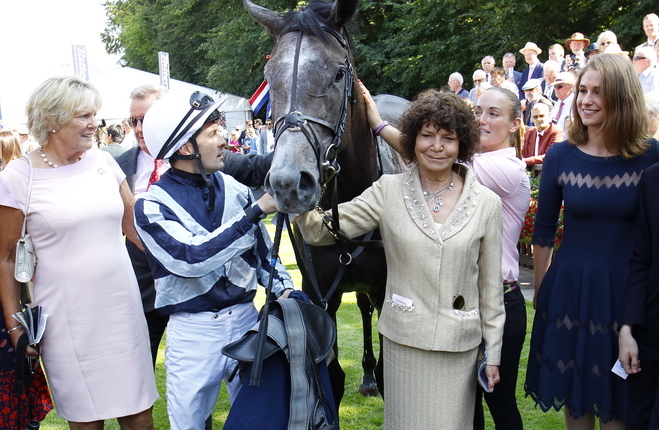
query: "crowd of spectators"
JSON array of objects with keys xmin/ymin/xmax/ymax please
[{"xmin": 445, "ymin": 14, "xmax": 659, "ymax": 167}]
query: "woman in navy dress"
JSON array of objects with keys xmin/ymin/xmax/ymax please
[{"xmin": 525, "ymin": 53, "xmax": 659, "ymax": 429}]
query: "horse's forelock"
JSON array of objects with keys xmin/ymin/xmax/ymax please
[{"xmin": 280, "ymin": 1, "xmax": 340, "ymax": 45}]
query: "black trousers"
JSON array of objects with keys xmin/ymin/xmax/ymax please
[
  {"xmin": 626, "ymin": 334, "xmax": 659, "ymax": 430},
  {"xmin": 145, "ymin": 309, "xmax": 170, "ymax": 367},
  {"xmin": 474, "ymin": 286, "xmax": 526, "ymax": 430}
]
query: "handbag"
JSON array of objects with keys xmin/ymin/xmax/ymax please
[{"xmin": 14, "ymin": 156, "xmax": 37, "ymax": 284}]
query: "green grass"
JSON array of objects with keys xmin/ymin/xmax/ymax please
[{"xmin": 41, "ymin": 218, "xmax": 565, "ymax": 429}]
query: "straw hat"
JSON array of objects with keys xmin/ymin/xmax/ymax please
[
  {"xmin": 522, "ymin": 78, "xmax": 542, "ymax": 91},
  {"xmin": 519, "ymin": 42, "xmax": 542, "ymax": 55},
  {"xmin": 553, "ymin": 72, "xmax": 576, "ymax": 86},
  {"xmin": 565, "ymin": 32, "xmax": 590, "ymax": 49}
]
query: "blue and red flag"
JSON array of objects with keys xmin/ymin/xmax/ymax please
[{"xmin": 249, "ymin": 80, "xmax": 270, "ymax": 114}]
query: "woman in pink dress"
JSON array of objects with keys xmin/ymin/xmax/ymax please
[{"xmin": 0, "ymin": 76, "xmax": 158, "ymax": 429}]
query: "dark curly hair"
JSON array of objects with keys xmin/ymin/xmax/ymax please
[{"xmin": 399, "ymin": 90, "xmax": 479, "ymax": 164}]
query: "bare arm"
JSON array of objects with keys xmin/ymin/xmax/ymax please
[
  {"xmin": 619, "ymin": 324, "xmax": 641, "ymax": 374},
  {"xmin": 255, "ymin": 191, "xmax": 278, "ymax": 215},
  {"xmin": 532, "ymin": 245, "xmax": 553, "ymax": 308},
  {"xmin": 0, "ymin": 206, "xmax": 35, "ymax": 354},
  {"xmin": 120, "ymin": 180, "xmax": 144, "ymax": 251},
  {"xmin": 359, "ymin": 81, "xmax": 404, "ymax": 154}
]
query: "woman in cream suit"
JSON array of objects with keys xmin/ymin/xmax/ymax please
[{"xmin": 297, "ymin": 90, "xmax": 505, "ymax": 430}]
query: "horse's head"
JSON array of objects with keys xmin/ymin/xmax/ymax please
[{"xmin": 245, "ymin": 0, "xmax": 359, "ymax": 213}]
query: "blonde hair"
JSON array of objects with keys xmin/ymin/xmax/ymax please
[
  {"xmin": 483, "ymin": 87, "xmax": 524, "ymax": 158},
  {"xmin": 0, "ymin": 130, "xmax": 23, "ymax": 169},
  {"xmin": 26, "ymin": 76, "xmax": 102, "ymax": 146},
  {"xmin": 568, "ymin": 54, "xmax": 649, "ymax": 159},
  {"xmin": 597, "ymin": 31, "xmax": 618, "ymax": 48}
]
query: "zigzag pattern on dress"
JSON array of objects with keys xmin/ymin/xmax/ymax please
[
  {"xmin": 543, "ymin": 311, "xmax": 619, "ymax": 335},
  {"xmin": 557, "ymin": 171, "xmax": 642, "ymax": 189},
  {"xmin": 534, "ymin": 354, "xmax": 603, "ymax": 377}
]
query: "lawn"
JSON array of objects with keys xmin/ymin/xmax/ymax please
[{"xmin": 40, "ymin": 218, "xmax": 565, "ymax": 429}]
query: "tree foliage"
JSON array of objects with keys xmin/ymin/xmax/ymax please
[{"xmin": 102, "ymin": 0, "xmax": 652, "ymax": 100}]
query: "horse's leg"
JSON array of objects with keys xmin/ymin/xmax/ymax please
[
  {"xmin": 356, "ymin": 292, "xmax": 379, "ymax": 397},
  {"xmin": 375, "ymin": 332, "xmax": 384, "ymax": 397},
  {"xmin": 325, "ymin": 293, "xmax": 346, "ymax": 410}
]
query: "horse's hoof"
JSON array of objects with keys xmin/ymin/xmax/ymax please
[{"xmin": 359, "ymin": 383, "xmax": 379, "ymax": 397}]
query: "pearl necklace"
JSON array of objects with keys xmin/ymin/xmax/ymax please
[
  {"xmin": 39, "ymin": 147, "xmax": 81, "ymax": 168},
  {"xmin": 39, "ymin": 147, "xmax": 59, "ymax": 168},
  {"xmin": 421, "ymin": 172, "xmax": 454, "ymax": 212}
]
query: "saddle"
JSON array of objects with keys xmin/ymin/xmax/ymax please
[{"xmin": 223, "ymin": 297, "xmax": 338, "ymax": 430}]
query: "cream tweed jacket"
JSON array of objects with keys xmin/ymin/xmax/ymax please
[{"xmin": 297, "ymin": 164, "xmax": 505, "ymax": 364}]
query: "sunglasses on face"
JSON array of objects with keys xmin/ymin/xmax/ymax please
[
  {"xmin": 633, "ymin": 56, "xmax": 648, "ymax": 61},
  {"xmin": 128, "ymin": 116, "xmax": 144, "ymax": 127},
  {"xmin": 554, "ymin": 84, "xmax": 566, "ymax": 90}
]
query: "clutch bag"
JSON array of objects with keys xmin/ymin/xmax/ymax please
[
  {"xmin": 14, "ymin": 156, "xmax": 36, "ymax": 284},
  {"xmin": 15, "ymin": 234, "xmax": 36, "ymax": 283}
]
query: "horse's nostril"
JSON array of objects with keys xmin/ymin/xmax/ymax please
[{"xmin": 298, "ymin": 171, "xmax": 316, "ymax": 197}]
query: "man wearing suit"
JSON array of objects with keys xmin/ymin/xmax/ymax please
[
  {"xmin": 541, "ymin": 60, "xmax": 560, "ymax": 102},
  {"xmin": 481, "ymin": 55, "xmax": 495, "ymax": 84},
  {"xmin": 115, "ymin": 85, "xmax": 274, "ymax": 367},
  {"xmin": 519, "ymin": 42, "xmax": 544, "ymax": 99},
  {"xmin": 636, "ymin": 13, "xmax": 659, "ymax": 50},
  {"xmin": 548, "ymin": 44, "xmax": 567, "ymax": 72},
  {"xmin": 521, "ymin": 79, "xmax": 553, "ymax": 128},
  {"xmin": 522, "ymin": 104, "xmax": 563, "ymax": 167},
  {"xmin": 502, "ymin": 53, "xmax": 522, "ymax": 92},
  {"xmin": 619, "ymin": 162, "xmax": 659, "ymax": 429}
]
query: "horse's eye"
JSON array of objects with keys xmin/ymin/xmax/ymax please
[{"xmin": 334, "ymin": 70, "xmax": 345, "ymax": 82}]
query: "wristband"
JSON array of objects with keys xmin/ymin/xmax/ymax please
[
  {"xmin": 245, "ymin": 204, "xmax": 267, "ymax": 224},
  {"xmin": 374, "ymin": 120, "xmax": 389, "ymax": 136},
  {"xmin": 7, "ymin": 325, "xmax": 24, "ymax": 334}
]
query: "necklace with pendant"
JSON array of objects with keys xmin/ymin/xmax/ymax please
[{"xmin": 421, "ymin": 172, "xmax": 454, "ymax": 212}]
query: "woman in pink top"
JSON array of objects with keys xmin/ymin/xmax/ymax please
[
  {"xmin": 472, "ymin": 87, "xmax": 530, "ymax": 429},
  {"xmin": 360, "ymin": 83, "xmax": 529, "ymax": 429}
]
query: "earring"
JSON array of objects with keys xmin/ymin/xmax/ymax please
[{"xmin": 52, "ymin": 130, "xmax": 56, "ymax": 133}]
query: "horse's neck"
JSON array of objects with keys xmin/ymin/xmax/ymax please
[{"xmin": 332, "ymin": 95, "xmax": 381, "ymax": 204}]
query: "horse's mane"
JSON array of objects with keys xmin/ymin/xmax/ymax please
[{"xmin": 281, "ymin": 1, "xmax": 353, "ymax": 47}]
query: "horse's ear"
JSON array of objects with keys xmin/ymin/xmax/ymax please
[
  {"xmin": 244, "ymin": 0, "xmax": 286, "ymax": 37},
  {"xmin": 330, "ymin": 0, "xmax": 359, "ymax": 28}
]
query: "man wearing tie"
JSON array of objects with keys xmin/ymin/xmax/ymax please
[
  {"xmin": 519, "ymin": 42, "xmax": 544, "ymax": 99},
  {"xmin": 481, "ymin": 55, "xmax": 496, "ymax": 84},
  {"xmin": 549, "ymin": 72, "xmax": 576, "ymax": 133},
  {"xmin": 522, "ymin": 103, "xmax": 563, "ymax": 167}
]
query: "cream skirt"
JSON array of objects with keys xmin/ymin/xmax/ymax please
[{"xmin": 383, "ymin": 336, "xmax": 478, "ymax": 430}]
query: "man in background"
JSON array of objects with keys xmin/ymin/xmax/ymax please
[{"xmin": 448, "ymin": 72, "xmax": 470, "ymax": 98}]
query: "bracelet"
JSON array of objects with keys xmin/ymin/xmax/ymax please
[
  {"xmin": 374, "ymin": 120, "xmax": 389, "ymax": 136},
  {"xmin": 7, "ymin": 325, "xmax": 24, "ymax": 334}
]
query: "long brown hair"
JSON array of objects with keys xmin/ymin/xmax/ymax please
[
  {"xmin": 0, "ymin": 130, "xmax": 22, "ymax": 170},
  {"xmin": 568, "ymin": 54, "xmax": 649, "ymax": 159}
]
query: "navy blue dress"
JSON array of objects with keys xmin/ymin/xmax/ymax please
[{"xmin": 525, "ymin": 139, "xmax": 659, "ymax": 422}]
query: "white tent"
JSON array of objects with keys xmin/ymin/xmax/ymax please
[{"xmin": 92, "ymin": 66, "xmax": 252, "ymax": 131}]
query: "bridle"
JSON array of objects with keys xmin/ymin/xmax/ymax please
[
  {"xmin": 272, "ymin": 22, "xmax": 354, "ymax": 190},
  {"xmin": 269, "ymin": 20, "xmax": 381, "ymax": 311}
]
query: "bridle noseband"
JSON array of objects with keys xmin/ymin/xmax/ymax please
[{"xmin": 272, "ymin": 22, "xmax": 354, "ymax": 189}]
